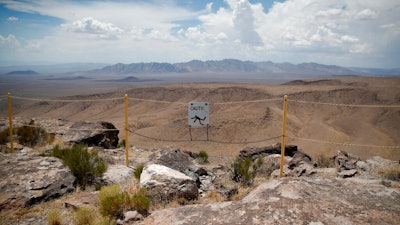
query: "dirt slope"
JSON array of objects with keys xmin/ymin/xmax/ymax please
[{"xmin": 2, "ymin": 77, "xmax": 399, "ymax": 161}]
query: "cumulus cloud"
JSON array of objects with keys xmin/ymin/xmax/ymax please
[
  {"xmin": 231, "ymin": 0, "xmax": 263, "ymax": 45},
  {"xmin": 0, "ymin": 0, "xmax": 399, "ymax": 67},
  {"xmin": 7, "ymin": 16, "xmax": 19, "ymax": 21},
  {"xmin": 62, "ymin": 17, "xmax": 123, "ymax": 39},
  {"xmin": 0, "ymin": 34, "xmax": 20, "ymax": 48},
  {"xmin": 355, "ymin": 9, "xmax": 378, "ymax": 20}
]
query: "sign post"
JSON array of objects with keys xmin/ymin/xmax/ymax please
[{"xmin": 188, "ymin": 102, "xmax": 209, "ymax": 128}]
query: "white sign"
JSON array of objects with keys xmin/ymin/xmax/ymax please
[{"xmin": 188, "ymin": 102, "xmax": 209, "ymax": 128}]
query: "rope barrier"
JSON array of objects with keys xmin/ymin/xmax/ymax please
[
  {"xmin": 289, "ymin": 99, "xmax": 400, "ymax": 108},
  {"xmin": 287, "ymin": 135, "xmax": 400, "ymax": 149},
  {"xmin": 8, "ymin": 95, "xmax": 399, "ymax": 108},
  {"xmin": 11, "ymin": 96, "xmax": 124, "ymax": 102},
  {"xmin": 213, "ymin": 98, "xmax": 281, "ymax": 105},
  {"xmin": 127, "ymin": 97, "xmax": 281, "ymax": 105},
  {"xmin": 128, "ymin": 97, "xmax": 186, "ymax": 105},
  {"xmin": 129, "ymin": 128, "xmax": 281, "ymax": 144}
]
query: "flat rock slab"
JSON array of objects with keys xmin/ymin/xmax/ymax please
[
  {"xmin": 0, "ymin": 153, "xmax": 75, "ymax": 209},
  {"xmin": 140, "ymin": 177, "xmax": 400, "ymax": 225}
]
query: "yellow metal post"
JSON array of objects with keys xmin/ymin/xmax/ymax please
[
  {"xmin": 279, "ymin": 95, "xmax": 288, "ymax": 178},
  {"xmin": 124, "ymin": 94, "xmax": 129, "ymax": 167},
  {"xmin": 7, "ymin": 93, "xmax": 14, "ymax": 153}
]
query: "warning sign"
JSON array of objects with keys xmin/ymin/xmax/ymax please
[{"xmin": 188, "ymin": 102, "xmax": 209, "ymax": 128}]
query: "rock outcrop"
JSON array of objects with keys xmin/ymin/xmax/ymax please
[
  {"xmin": 147, "ymin": 147, "xmax": 208, "ymax": 187},
  {"xmin": 140, "ymin": 164, "xmax": 198, "ymax": 203},
  {"xmin": 102, "ymin": 165, "xmax": 134, "ymax": 185},
  {"xmin": 239, "ymin": 144, "xmax": 298, "ymax": 160},
  {"xmin": 0, "ymin": 153, "xmax": 75, "ymax": 210},
  {"xmin": 140, "ymin": 177, "xmax": 400, "ymax": 225},
  {"xmin": 18, "ymin": 118, "xmax": 119, "ymax": 148}
]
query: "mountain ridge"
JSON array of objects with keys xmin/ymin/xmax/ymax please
[{"xmin": 89, "ymin": 59, "xmax": 360, "ymax": 76}]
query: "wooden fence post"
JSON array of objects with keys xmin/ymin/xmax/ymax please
[{"xmin": 280, "ymin": 95, "xmax": 288, "ymax": 178}]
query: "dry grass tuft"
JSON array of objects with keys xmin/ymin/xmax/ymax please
[
  {"xmin": 378, "ymin": 166, "xmax": 400, "ymax": 182},
  {"xmin": 47, "ymin": 209, "xmax": 63, "ymax": 225}
]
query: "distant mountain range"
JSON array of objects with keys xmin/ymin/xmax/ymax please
[
  {"xmin": 5, "ymin": 70, "xmax": 39, "ymax": 75},
  {"xmin": 1, "ymin": 59, "xmax": 399, "ymax": 78},
  {"xmin": 89, "ymin": 59, "xmax": 360, "ymax": 76}
]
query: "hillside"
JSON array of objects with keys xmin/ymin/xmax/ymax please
[{"xmin": 4, "ymin": 76, "xmax": 399, "ymax": 161}]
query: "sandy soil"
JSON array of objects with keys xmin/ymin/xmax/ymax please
[{"xmin": 1, "ymin": 76, "xmax": 399, "ymax": 161}]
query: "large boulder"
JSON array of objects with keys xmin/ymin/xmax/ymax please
[
  {"xmin": 0, "ymin": 153, "xmax": 75, "ymax": 210},
  {"xmin": 102, "ymin": 165, "xmax": 134, "ymax": 185},
  {"xmin": 140, "ymin": 164, "xmax": 198, "ymax": 203},
  {"xmin": 239, "ymin": 144, "xmax": 298, "ymax": 160},
  {"xmin": 147, "ymin": 147, "xmax": 208, "ymax": 186},
  {"xmin": 60, "ymin": 121, "xmax": 119, "ymax": 148},
  {"xmin": 23, "ymin": 118, "xmax": 119, "ymax": 148},
  {"xmin": 140, "ymin": 177, "xmax": 400, "ymax": 225},
  {"xmin": 333, "ymin": 150, "xmax": 360, "ymax": 172}
]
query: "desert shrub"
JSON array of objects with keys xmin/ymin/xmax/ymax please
[
  {"xmin": 73, "ymin": 207, "xmax": 97, "ymax": 225},
  {"xmin": 52, "ymin": 144, "xmax": 107, "ymax": 189},
  {"xmin": 0, "ymin": 128, "xmax": 9, "ymax": 145},
  {"xmin": 378, "ymin": 166, "xmax": 400, "ymax": 182},
  {"xmin": 99, "ymin": 184, "xmax": 130, "ymax": 219},
  {"xmin": 253, "ymin": 157, "xmax": 264, "ymax": 172},
  {"xmin": 117, "ymin": 139, "xmax": 125, "ymax": 148},
  {"xmin": 134, "ymin": 163, "xmax": 145, "ymax": 181},
  {"xmin": 131, "ymin": 193, "xmax": 151, "ymax": 215},
  {"xmin": 316, "ymin": 154, "xmax": 334, "ymax": 168},
  {"xmin": 197, "ymin": 151, "xmax": 209, "ymax": 164},
  {"xmin": 231, "ymin": 157, "xmax": 255, "ymax": 186},
  {"xmin": 16, "ymin": 121, "xmax": 51, "ymax": 147},
  {"xmin": 73, "ymin": 206, "xmax": 115, "ymax": 225},
  {"xmin": 47, "ymin": 208, "xmax": 63, "ymax": 225}
]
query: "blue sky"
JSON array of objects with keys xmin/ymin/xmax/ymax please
[{"xmin": 0, "ymin": 0, "xmax": 399, "ymax": 68}]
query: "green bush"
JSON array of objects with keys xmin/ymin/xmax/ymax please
[
  {"xmin": 99, "ymin": 184, "xmax": 151, "ymax": 218},
  {"xmin": 197, "ymin": 151, "xmax": 209, "ymax": 164},
  {"xmin": 131, "ymin": 194, "xmax": 151, "ymax": 215},
  {"xmin": 52, "ymin": 144, "xmax": 107, "ymax": 189},
  {"xmin": 231, "ymin": 157, "xmax": 256, "ymax": 186},
  {"xmin": 16, "ymin": 121, "xmax": 50, "ymax": 147},
  {"xmin": 99, "ymin": 184, "xmax": 130, "ymax": 219},
  {"xmin": 134, "ymin": 164, "xmax": 145, "ymax": 181},
  {"xmin": 47, "ymin": 208, "xmax": 63, "ymax": 225}
]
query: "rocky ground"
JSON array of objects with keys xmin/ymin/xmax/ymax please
[{"xmin": 0, "ymin": 135, "xmax": 399, "ymax": 224}]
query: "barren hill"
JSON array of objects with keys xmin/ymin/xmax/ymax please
[{"xmin": 3, "ymin": 76, "xmax": 400, "ymax": 161}]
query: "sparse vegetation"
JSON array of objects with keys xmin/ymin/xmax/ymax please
[
  {"xmin": 378, "ymin": 166, "xmax": 400, "ymax": 182},
  {"xmin": 47, "ymin": 208, "xmax": 63, "ymax": 225},
  {"xmin": 51, "ymin": 144, "xmax": 107, "ymax": 189},
  {"xmin": 99, "ymin": 184, "xmax": 129, "ymax": 219},
  {"xmin": 117, "ymin": 139, "xmax": 125, "ymax": 148},
  {"xmin": 316, "ymin": 154, "xmax": 334, "ymax": 168},
  {"xmin": 197, "ymin": 150, "xmax": 209, "ymax": 164},
  {"xmin": 73, "ymin": 206, "xmax": 115, "ymax": 225},
  {"xmin": 131, "ymin": 193, "xmax": 151, "ymax": 215},
  {"xmin": 231, "ymin": 157, "xmax": 256, "ymax": 186},
  {"xmin": 134, "ymin": 163, "xmax": 145, "ymax": 181},
  {"xmin": 99, "ymin": 184, "xmax": 150, "ymax": 219},
  {"xmin": 16, "ymin": 121, "xmax": 53, "ymax": 147}
]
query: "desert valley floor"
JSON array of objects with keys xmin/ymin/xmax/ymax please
[{"xmin": 1, "ymin": 76, "xmax": 399, "ymax": 161}]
